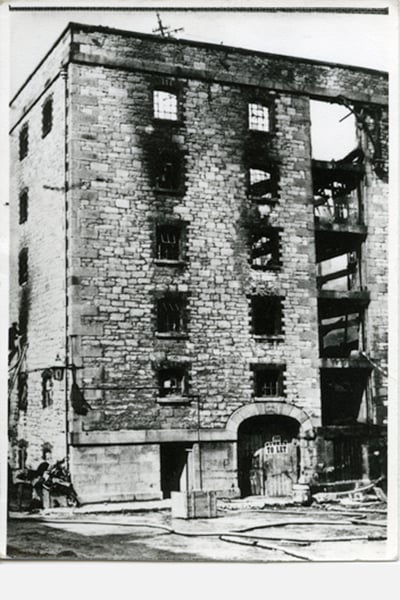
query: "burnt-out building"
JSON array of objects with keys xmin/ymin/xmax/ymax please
[{"xmin": 8, "ymin": 23, "xmax": 388, "ymax": 503}]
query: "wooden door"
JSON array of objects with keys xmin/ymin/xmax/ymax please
[
  {"xmin": 238, "ymin": 416, "xmax": 299, "ymax": 497},
  {"xmin": 251, "ymin": 438, "xmax": 298, "ymax": 497}
]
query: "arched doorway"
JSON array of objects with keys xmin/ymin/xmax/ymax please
[{"xmin": 237, "ymin": 415, "xmax": 300, "ymax": 498}]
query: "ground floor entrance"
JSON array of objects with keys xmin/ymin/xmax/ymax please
[
  {"xmin": 160, "ymin": 443, "xmax": 193, "ymax": 499},
  {"xmin": 237, "ymin": 415, "xmax": 300, "ymax": 498}
]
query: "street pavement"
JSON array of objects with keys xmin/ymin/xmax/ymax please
[{"xmin": 6, "ymin": 500, "xmax": 389, "ymax": 562}]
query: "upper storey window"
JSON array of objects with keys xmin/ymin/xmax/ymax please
[
  {"xmin": 19, "ymin": 189, "xmax": 28, "ymax": 224},
  {"xmin": 153, "ymin": 90, "xmax": 178, "ymax": 121},
  {"xmin": 18, "ymin": 248, "xmax": 28, "ymax": 286},
  {"xmin": 19, "ymin": 124, "xmax": 29, "ymax": 161},
  {"xmin": 248, "ymin": 103, "xmax": 270, "ymax": 132},
  {"xmin": 42, "ymin": 96, "xmax": 53, "ymax": 138}
]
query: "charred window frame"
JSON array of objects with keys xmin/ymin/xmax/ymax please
[
  {"xmin": 155, "ymin": 222, "xmax": 185, "ymax": 263},
  {"xmin": 153, "ymin": 89, "xmax": 179, "ymax": 122},
  {"xmin": 250, "ymin": 295, "xmax": 283, "ymax": 338},
  {"xmin": 318, "ymin": 297, "xmax": 367, "ymax": 358},
  {"xmin": 18, "ymin": 248, "xmax": 28, "ymax": 286},
  {"xmin": 248, "ymin": 102, "xmax": 271, "ymax": 132},
  {"xmin": 42, "ymin": 96, "xmax": 53, "ymax": 138},
  {"xmin": 41, "ymin": 369, "xmax": 54, "ymax": 408},
  {"xmin": 156, "ymin": 293, "xmax": 188, "ymax": 336},
  {"xmin": 19, "ymin": 188, "xmax": 28, "ymax": 224},
  {"xmin": 250, "ymin": 227, "xmax": 282, "ymax": 270},
  {"xmin": 248, "ymin": 165, "xmax": 279, "ymax": 202},
  {"xmin": 158, "ymin": 365, "xmax": 188, "ymax": 398},
  {"xmin": 156, "ymin": 149, "xmax": 182, "ymax": 192},
  {"xmin": 251, "ymin": 364, "xmax": 285, "ymax": 397},
  {"xmin": 19, "ymin": 123, "xmax": 29, "ymax": 161}
]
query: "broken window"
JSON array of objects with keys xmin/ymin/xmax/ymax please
[
  {"xmin": 158, "ymin": 366, "xmax": 187, "ymax": 397},
  {"xmin": 248, "ymin": 166, "xmax": 278, "ymax": 202},
  {"xmin": 313, "ymin": 160, "xmax": 363, "ymax": 227},
  {"xmin": 310, "ymin": 100, "xmax": 357, "ymax": 161},
  {"xmin": 19, "ymin": 189, "xmax": 28, "ymax": 224},
  {"xmin": 320, "ymin": 368, "xmax": 369, "ymax": 426},
  {"xmin": 19, "ymin": 124, "xmax": 29, "ymax": 161},
  {"xmin": 319, "ymin": 298, "xmax": 365, "ymax": 358},
  {"xmin": 156, "ymin": 224, "xmax": 182, "ymax": 261},
  {"xmin": 153, "ymin": 90, "xmax": 178, "ymax": 121},
  {"xmin": 317, "ymin": 250, "xmax": 360, "ymax": 292},
  {"xmin": 248, "ymin": 103, "xmax": 270, "ymax": 132},
  {"xmin": 252, "ymin": 365, "xmax": 285, "ymax": 397},
  {"xmin": 250, "ymin": 295, "xmax": 283, "ymax": 337},
  {"xmin": 157, "ymin": 294, "xmax": 186, "ymax": 334},
  {"xmin": 155, "ymin": 149, "xmax": 182, "ymax": 191},
  {"xmin": 18, "ymin": 248, "xmax": 28, "ymax": 286},
  {"xmin": 42, "ymin": 96, "xmax": 53, "ymax": 138},
  {"xmin": 41, "ymin": 369, "xmax": 54, "ymax": 408},
  {"xmin": 250, "ymin": 228, "xmax": 281, "ymax": 269}
]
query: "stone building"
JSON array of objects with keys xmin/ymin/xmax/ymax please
[{"xmin": 8, "ymin": 23, "xmax": 388, "ymax": 503}]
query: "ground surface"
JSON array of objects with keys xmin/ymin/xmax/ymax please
[{"xmin": 6, "ymin": 500, "xmax": 388, "ymax": 563}]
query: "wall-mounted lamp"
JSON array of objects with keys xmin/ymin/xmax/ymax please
[{"xmin": 51, "ymin": 354, "xmax": 66, "ymax": 381}]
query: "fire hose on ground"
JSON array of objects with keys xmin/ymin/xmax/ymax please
[{"xmin": 10, "ymin": 515, "xmax": 387, "ymax": 562}]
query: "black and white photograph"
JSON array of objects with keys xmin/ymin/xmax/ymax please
[{"xmin": 1, "ymin": 0, "xmax": 398, "ymax": 569}]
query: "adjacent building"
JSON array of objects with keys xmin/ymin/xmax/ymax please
[{"xmin": 9, "ymin": 23, "xmax": 388, "ymax": 503}]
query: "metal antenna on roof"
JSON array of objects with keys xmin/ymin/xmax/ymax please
[{"xmin": 153, "ymin": 13, "xmax": 184, "ymax": 38}]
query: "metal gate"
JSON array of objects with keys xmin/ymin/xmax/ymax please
[{"xmin": 249, "ymin": 436, "xmax": 298, "ymax": 497}]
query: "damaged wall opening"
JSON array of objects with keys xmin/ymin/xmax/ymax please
[
  {"xmin": 250, "ymin": 227, "xmax": 281, "ymax": 270},
  {"xmin": 318, "ymin": 298, "xmax": 366, "ymax": 358},
  {"xmin": 320, "ymin": 368, "xmax": 370, "ymax": 426},
  {"xmin": 317, "ymin": 249, "xmax": 362, "ymax": 292},
  {"xmin": 248, "ymin": 166, "xmax": 279, "ymax": 202},
  {"xmin": 311, "ymin": 100, "xmax": 364, "ymax": 228}
]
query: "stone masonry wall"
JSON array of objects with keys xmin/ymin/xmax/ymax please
[
  {"xmin": 9, "ymin": 24, "xmax": 388, "ymax": 479},
  {"xmin": 67, "ymin": 62, "xmax": 321, "ymax": 435},
  {"xmin": 9, "ymin": 74, "xmax": 67, "ymax": 468}
]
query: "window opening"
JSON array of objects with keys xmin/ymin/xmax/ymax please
[
  {"xmin": 253, "ymin": 367, "xmax": 284, "ymax": 397},
  {"xmin": 319, "ymin": 299, "xmax": 365, "ymax": 358},
  {"xmin": 17, "ymin": 440, "xmax": 28, "ymax": 470},
  {"xmin": 153, "ymin": 90, "xmax": 178, "ymax": 121},
  {"xmin": 42, "ymin": 97, "xmax": 53, "ymax": 137},
  {"xmin": 321, "ymin": 369, "xmax": 369, "ymax": 427},
  {"xmin": 19, "ymin": 189, "xmax": 28, "ymax": 224},
  {"xmin": 317, "ymin": 250, "xmax": 360, "ymax": 292},
  {"xmin": 248, "ymin": 167, "xmax": 278, "ymax": 202},
  {"xmin": 41, "ymin": 369, "xmax": 54, "ymax": 408},
  {"xmin": 159, "ymin": 367, "xmax": 186, "ymax": 397},
  {"xmin": 19, "ymin": 124, "xmax": 29, "ymax": 160},
  {"xmin": 250, "ymin": 228, "xmax": 281, "ymax": 269},
  {"xmin": 251, "ymin": 296, "xmax": 283, "ymax": 337},
  {"xmin": 18, "ymin": 248, "xmax": 28, "ymax": 286},
  {"xmin": 310, "ymin": 100, "xmax": 357, "ymax": 161},
  {"xmin": 156, "ymin": 150, "xmax": 181, "ymax": 191},
  {"xmin": 248, "ymin": 103, "xmax": 270, "ymax": 132},
  {"xmin": 157, "ymin": 295, "xmax": 186, "ymax": 334},
  {"xmin": 17, "ymin": 371, "xmax": 28, "ymax": 412},
  {"xmin": 156, "ymin": 224, "xmax": 181, "ymax": 261}
]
